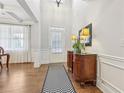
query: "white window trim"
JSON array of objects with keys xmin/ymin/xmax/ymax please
[{"xmin": 49, "ymin": 26, "xmax": 65, "ymax": 54}]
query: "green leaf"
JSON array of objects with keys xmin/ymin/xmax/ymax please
[{"xmin": 72, "ymin": 40, "xmax": 84, "ymax": 53}]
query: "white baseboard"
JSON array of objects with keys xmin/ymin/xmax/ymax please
[
  {"xmin": 31, "ymin": 49, "xmax": 42, "ymax": 68},
  {"xmin": 97, "ymin": 78, "xmax": 123, "ymax": 93},
  {"xmin": 34, "ymin": 62, "xmax": 40, "ymax": 68}
]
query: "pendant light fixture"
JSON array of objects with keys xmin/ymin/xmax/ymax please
[{"xmin": 56, "ymin": 0, "xmax": 62, "ymax": 7}]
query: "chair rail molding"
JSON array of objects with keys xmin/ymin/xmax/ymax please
[
  {"xmin": 97, "ymin": 53, "xmax": 124, "ymax": 93},
  {"xmin": 98, "ymin": 54, "xmax": 124, "ymax": 62}
]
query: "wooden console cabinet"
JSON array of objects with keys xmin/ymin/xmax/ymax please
[
  {"xmin": 67, "ymin": 51, "xmax": 73, "ymax": 72},
  {"xmin": 73, "ymin": 54, "xmax": 97, "ymax": 85}
]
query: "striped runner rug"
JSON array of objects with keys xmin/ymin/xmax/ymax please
[{"xmin": 41, "ymin": 64, "xmax": 76, "ymax": 93}]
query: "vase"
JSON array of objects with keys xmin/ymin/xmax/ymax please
[
  {"xmin": 81, "ymin": 48, "xmax": 87, "ymax": 54},
  {"xmin": 74, "ymin": 48, "xmax": 81, "ymax": 54}
]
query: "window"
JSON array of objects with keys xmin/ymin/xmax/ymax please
[
  {"xmin": 0, "ymin": 24, "xmax": 30, "ymax": 51},
  {"xmin": 51, "ymin": 31, "xmax": 63, "ymax": 53}
]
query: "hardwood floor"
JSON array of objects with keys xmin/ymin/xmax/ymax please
[
  {"xmin": 0, "ymin": 63, "xmax": 48, "ymax": 93},
  {"xmin": 0, "ymin": 63, "xmax": 102, "ymax": 93}
]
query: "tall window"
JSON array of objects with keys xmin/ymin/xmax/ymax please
[
  {"xmin": 51, "ymin": 31, "xmax": 63, "ymax": 53},
  {"xmin": 0, "ymin": 24, "xmax": 30, "ymax": 51}
]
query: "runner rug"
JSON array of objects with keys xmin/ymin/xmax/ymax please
[{"xmin": 41, "ymin": 64, "xmax": 76, "ymax": 93}]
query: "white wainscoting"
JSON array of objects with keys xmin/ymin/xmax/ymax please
[
  {"xmin": 31, "ymin": 49, "xmax": 49, "ymax": 68},
  {"xmin": 31, "ymin": 49, "xmax": 41, "ymax": 68},
  {"xmin": 40, "ymin": 49, "xmax": 49, "ymax": 64},
  {"xmin": 2, "ymin": 50, "xmax": 31, "ymax": 64},
  {"xmin": 97, "ymin": 54, "xmax": 124, "ymax": 93},
  {"xmin": 31, "ymin": 49, "xmax": 66, "ymax": 67}
]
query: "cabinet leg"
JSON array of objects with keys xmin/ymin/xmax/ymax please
[
  {"xmin": 6, "ymin": 54, "xmax": 10, "ymax": 70},
  {"xmin": 93, "ymin": 80, "xmax": 96, "ymax": 86},
  {"xmin": 80, "ymin": 82, "xmax": 85, "ymax": 86},
  {"xmin": 0, "ymin": 61, "xmax": 3, "ymax": 69}
]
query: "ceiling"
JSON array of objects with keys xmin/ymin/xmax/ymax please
[
  {"xmin": 0, "ymin": 0, "xmax": 33, "ymax": 24},
  {"xmin": 0, "ymin": 0, "xmax": 18, "ymax": 6}
]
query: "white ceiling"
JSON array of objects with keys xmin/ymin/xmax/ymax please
[
  {"xmin": 0, "ymin": 0, "xmax": 33, "ymax": 24},
  {"xmin": 0, "ymin": 0, "xmax": 18, "ymax": 6}
]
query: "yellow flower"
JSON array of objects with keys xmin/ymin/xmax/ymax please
[{"xmin": 71, "ymin": 35, "xmax": 77, "ymax": 41}]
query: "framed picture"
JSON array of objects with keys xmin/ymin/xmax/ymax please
[{"xmin": 79, "ymin": 23, "xmax": 92, "ymax": 46}]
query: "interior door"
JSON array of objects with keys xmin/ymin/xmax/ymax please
[{"xmin": 49, "ymin": 26, "xmax": 65, "ymax": 63}]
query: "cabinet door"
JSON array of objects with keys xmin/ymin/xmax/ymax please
[
  {"xmin": 67, "ymin": 52, "xmax": 70, "ymax": 68},
  {"xmin": 73, "ymin": 61, "xmax": 80, "ymax": 81},
  {"xmin": 67, "ymin": 51, "xmax": 73, "ymax": 70},
  {"xmin": 80, "ymin": 55, "xmax": 96, "ymax": 81},
  {"xmin": 69, "ymin": 52, "xmax": 73, "ymax": 69}
]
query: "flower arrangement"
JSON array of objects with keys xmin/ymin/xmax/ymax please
[
  {"xmin": 71, "ymin": 35, "xmax": 84, "ymax": 54},
  {"xmin": 71, "ymin": 28, "xmax": 90, "ymax": 54}
]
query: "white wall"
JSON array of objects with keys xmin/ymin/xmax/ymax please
[
  {"xmin": 40, "ymin": 0, "xmax": 72, "ymax": 63},
  {"xmin": 31, "ymin": 22, "xmax": 41, "ymax": 67},
  {"xmin": 72, "ymin": 0, "xmax": 124, "ymax": 57},
  {"xmin": 25, "ymin": 0, "xmax": 41, "ymax": 67},
  {"xmin": 72, "ymin": 0, "xmax": 124, "ymax": 92},
  {"xmin": 29, "ymin": 0, "xmax": 72, "ymax": 67}
]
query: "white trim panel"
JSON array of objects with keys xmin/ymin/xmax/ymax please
[{"xmin": 97, "ymin": 54, "xmax": 124, "ymax": 93}]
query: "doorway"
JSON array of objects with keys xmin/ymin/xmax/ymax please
[{"xmin": 49, "ymin": 26, "xmax": 65, "ymax": 63}]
